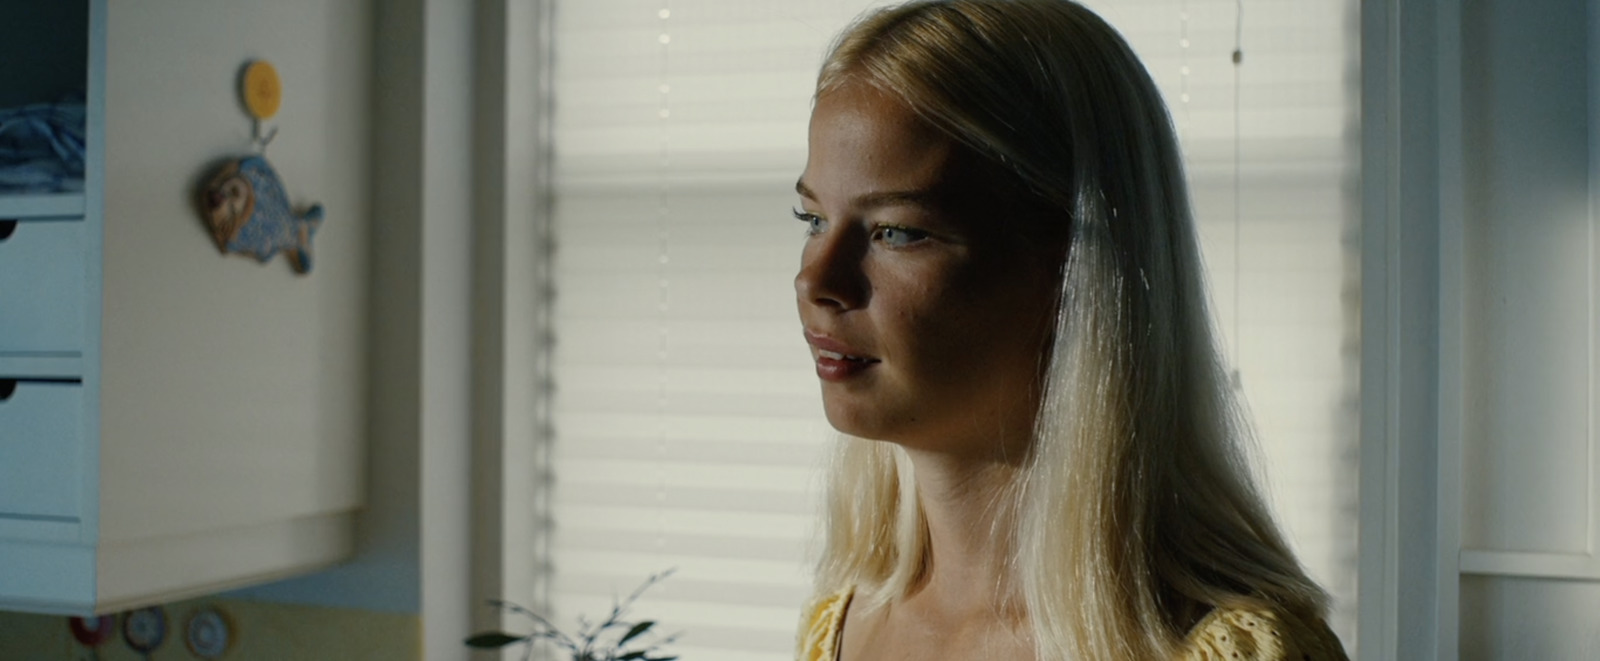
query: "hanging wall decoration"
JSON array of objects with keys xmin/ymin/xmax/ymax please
[
  {"xmin": 121, "ymin": 606, "xmax": 168, "ymax": 656},
  {"xmin": 184, "ymin": 606, "xmax": 235, "ymax": 659},
  {"xmin": 196, "ymin": 59, "xmax": 324, "ymax": 275},
  {"xmin": 67, "ymin": 614, "xmax": 115, "ymax": 650}
]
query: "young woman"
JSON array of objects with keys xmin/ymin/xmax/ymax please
[{"xmin": 791, "ymin": 1, "xmax": 1349, "ymax": 659}]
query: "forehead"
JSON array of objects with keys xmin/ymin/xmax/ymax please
[{"xmin": 802, "ymin": 82, "xmax": 965, "ymax": 202}]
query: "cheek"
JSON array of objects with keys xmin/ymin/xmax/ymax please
[
  {"xmin": 878, "ymin": 276, "xmax": 947, "ymax": 342},
  {"xmin": 934, "ymin": 269, "xmax": 1056, "ymax": 365},
  {"xmin": 887, "ymin": 277, "xmax": 998, "ymax": 363},
  {"xmin": 874, "ymin": 256, "xmax": 1056, "ymax": 366}
]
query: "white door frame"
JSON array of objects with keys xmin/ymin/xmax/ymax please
[{"xmin": 1359, "ymin": 0, "xmax": 1463, "ymax": 658}]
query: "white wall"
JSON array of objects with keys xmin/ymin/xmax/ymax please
[
  {"xmin": 228, "ymin": 6, "xmax": 482, "ymax": 661},
  {"xmin": 1460, "ymin": 577, "xmax": 1600, "ymax": 658},
  {"xmin": 1366, "ymin": 0, "xmax": 1600, "ymax": 658},
  {"xmin": 97, "ymin": 0, "xmax": 372, "ymax": 573},
  {"xmin": 66, "ymin": 1, "xmax": 491, "ymax": 656},
  {"xmin": 1453, "ymin": 0, "xmax": 1600, "ymax": 656}
]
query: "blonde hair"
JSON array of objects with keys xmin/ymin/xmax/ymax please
[{"xmin": 810, "ymin": 1, "xmax": 1330, "ymax": 659}]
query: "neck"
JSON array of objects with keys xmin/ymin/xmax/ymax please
[{"xmin": 902, "ymin": 446, "xmax": 1027, "ymax": 616}]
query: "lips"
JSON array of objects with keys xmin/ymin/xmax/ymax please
[{"xmin": 804, "ymin": 330, "xmax": 880, "ymax": 381}]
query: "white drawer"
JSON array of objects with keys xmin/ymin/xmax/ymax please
[
  {"xmin": 0, "ymin": 218, "xmax": 89, "ymax": 355},
  {"xmin": 0, "ymin": 379, "xmax": 85, "ymax": 523},
  {"xmin": 0, "ymin": 194, "xmax": 86, "ymax": 221}
]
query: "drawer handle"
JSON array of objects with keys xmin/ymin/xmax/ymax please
[
  {"xmin": 0, "ymin": 378, "xmax": 78, "ymax": 402},
  {"xmin": 0, "ymin": 220, "xmax": 15, "ymax": 241}
]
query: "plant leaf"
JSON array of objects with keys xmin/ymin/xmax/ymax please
[
  {"xmin": 617, "ymin": 621, "xmax": 656, "ymax": 646},
  {"xmin": 616, "ymin": 652, "xmax": 648, "ymax": 661},
  {"xmin": 464, "ymin": 632, "xmax": 527, "ymax": 648}
]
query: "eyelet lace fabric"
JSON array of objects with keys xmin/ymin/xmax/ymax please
[
  {"xmin": 796, "ymin": 587, "xmax": 1350, "ymax": 661},
  {"xmin": 1174, "ymin": 604, "xmax": 1349, "ymax": 661}
]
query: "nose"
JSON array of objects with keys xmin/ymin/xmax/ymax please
[{"xmin": 795, "ymin": 226, "xmax": 867, "ymax": 311}]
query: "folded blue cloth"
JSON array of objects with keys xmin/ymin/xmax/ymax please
[{"xmin": 0, "ymin": 99, "xmax": 87, "ymax": 193}]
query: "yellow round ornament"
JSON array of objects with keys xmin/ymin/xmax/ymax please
[{"xmin": 241, "ymin": 60, "xmax": 282, "ymax": 120}]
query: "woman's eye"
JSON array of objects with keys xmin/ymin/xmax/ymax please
[
  {"xmin": 875, "ymin": 225, "xmax": 928, "ymax": 247},
  {"xmin": 792, "ymin": 208, "xmax": 826, "ymax": 236}
]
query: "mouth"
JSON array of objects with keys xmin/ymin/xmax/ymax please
[
  {"xmin": 804, "ymin": 330, "xmax": 880, "ymax": 381},
  {"xmin": 816, "ymin": 348, "xmax": 875, "ymax": 363}
]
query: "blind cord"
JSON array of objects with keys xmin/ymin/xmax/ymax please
[{"xmin": 1231, "ymin": 0, "xmax": 1244, "ymax": 391}]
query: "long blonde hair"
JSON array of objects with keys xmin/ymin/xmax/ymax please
[{"xmin": 809, "ymin": 2, "xmax": 1330, "ymax": 658}]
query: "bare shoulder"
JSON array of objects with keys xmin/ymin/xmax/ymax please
[{"xmin": 1173, "ymin": 603, "xmax": 1349, "ymax": 661}]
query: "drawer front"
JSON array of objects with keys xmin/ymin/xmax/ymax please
[
  {"xmin": 0, "ymin": 219, "xmax": 88, "ymax": 355},
  {"xmin": 0, "ymin": 380, "xmax": 85, "ymax": 522}
]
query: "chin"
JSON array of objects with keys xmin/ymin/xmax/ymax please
[
  {"xmin": 820, "ymin": 404, "xmax": 912, "ymax": 445},
  {"xmin": 820, "ymin": 404, "xmax": 882, "ymax": 441}
]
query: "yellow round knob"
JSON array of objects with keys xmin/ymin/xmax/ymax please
[{"xmin": 241, "ymin": 60, "xmax": 282, "ymax": 120}]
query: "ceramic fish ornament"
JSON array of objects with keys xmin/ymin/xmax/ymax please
[{"xmin": 201, "ymin": 155, "xmax": 323, "ymax": 274}]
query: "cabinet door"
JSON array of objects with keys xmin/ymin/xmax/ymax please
[
  {"xmin": 0, "ymin": 218, "xmax": 89, "ymax": 355},
  {"xmin": 0, "ymin": 379, "xmax": 84, "ymax": 524}
]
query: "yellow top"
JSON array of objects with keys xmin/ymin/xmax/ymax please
[{"xmin": 796, "ymin": 588, "xmax": 1350, "ymax": 661}]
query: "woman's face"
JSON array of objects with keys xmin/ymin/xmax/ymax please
[{"xmin": 795, "ymin": 81, "xmax": 1062, "ymax": 458}]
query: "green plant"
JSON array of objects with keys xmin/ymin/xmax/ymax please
[{"xmin": 465, "ymin": 569, "xmax": 680, "ymax": 661}]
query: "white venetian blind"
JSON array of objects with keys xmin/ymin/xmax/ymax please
[{"xmin": 546, "ymin": 1, "xmax": 1360, "ymax": 659}]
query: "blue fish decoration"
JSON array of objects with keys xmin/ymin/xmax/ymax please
[{"xmin": 200, "ymin": 155, "xmax": 322, "ymax": 274}]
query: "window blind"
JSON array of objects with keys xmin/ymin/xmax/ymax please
[{"xmin": 546, "ymin": 1, "xmax": 1359, "ymax": 658}]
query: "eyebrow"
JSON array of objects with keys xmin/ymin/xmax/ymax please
[{"xmin": 795, "ymin": 179, "xmax": 944, "ymax": 211}]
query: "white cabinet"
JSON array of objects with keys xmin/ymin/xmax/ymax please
[{"xmin": 0, "ymin": 0, "xmax": 370, "ymax": 615}]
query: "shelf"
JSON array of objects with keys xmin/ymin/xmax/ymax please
[
  {"xmin": 0, "ymin": 354, "xmax": 85, "ymax": 379},
  {"xmin": 0, "ymin": 192, "xmax": 86, "ymax": 220},
  {"xmin": 0, "ymin": 511, "xmax": 355, "ymax": 615}
]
